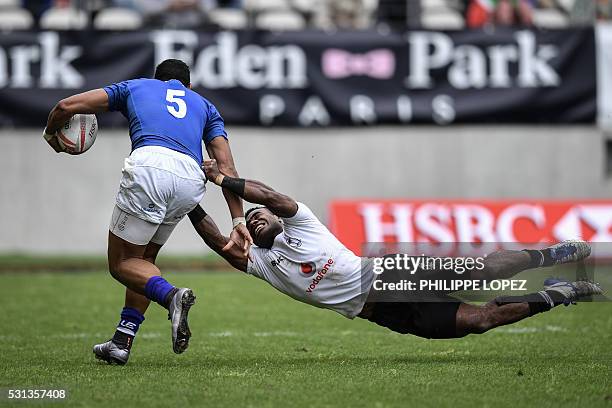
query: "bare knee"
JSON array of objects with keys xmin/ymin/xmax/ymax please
[
  {"xmin": 107, "ymin": 231, "xmax": 149, "ymax": 284},
  {"xmin": 467, "ymin": 311, "xmax": 495, "ymax": 334},
  {"xmin": 471, "ymin": 316, "xmax": 495, "ymax": 334},
  {"xmin": 457, "ymin": 304, "xmax": 498, "ymax": 335},
  {"xmin": 108, "ymin": 259, "xmax": 127, "ymax": 283}
]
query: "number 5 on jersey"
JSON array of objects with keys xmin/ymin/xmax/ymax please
[{"xmin": 166, "ymin": 89, "xmax": 187, "ymax": 118}]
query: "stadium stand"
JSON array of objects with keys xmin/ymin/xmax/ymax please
[
  {"xmin": 0, "ymin": 0, "xmax": 19, "ymax": 7},
  {"xmin": 0, "ymin": 6, "xmax": 33, "ymax": 30},
  {"xmin": 255, "ymin": 9, "xmax": 306, "ymax": 30},
  {"xmin": 532, "ymin": 7, "xmax": 569, "ymax": 28},
  {"xmin": 421, "ymin": 0, "xmax": 465, "ymax": 29},
  {"xmin": 243, "ymin": 0, "xmax": 290, "ymax": 12},
  {"xmin": 421, "ymin": 10, "xmax": 465, "ymax": 29},
  {"xmin": 0, "ymin": 0, "xmax": 606, "ymax": 32},
  {"xmin": 208, "ymin": 7, "xmax": 248, "ymax": 29},
  {"xmin": 93, "ymin": 7, "xmax": 143, "ymax": 30},
  {"xmin": 40, "ymin": 6, "xmax": 88, "ymax": 30}
]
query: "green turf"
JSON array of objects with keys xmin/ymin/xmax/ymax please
[
  {"xmin": 0, "ymin": 253, "xmax": 225, "ymax": 272},
  {"xmin": 0, "ymin": 271, "xmax": 610, "ymax": 407}
]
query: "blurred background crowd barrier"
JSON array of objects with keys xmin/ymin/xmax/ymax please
[{"xmin": 1, "ymin": 0, "xmax": 611, "ymax": 31}]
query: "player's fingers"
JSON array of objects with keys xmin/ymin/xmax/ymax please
[
  {"xmin": 244, "ymin": 237, "xmax": 253, "ymax": 257},
  {"xmin": 222, "ymin": 240, "xmax": 236, "ymax": 252},
  {"xmin": 242, "ymin": 230, "xmax": 253, "ymax": 245}
]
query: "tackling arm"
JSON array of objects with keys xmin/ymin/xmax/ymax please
[
  {"xmin": 188, "ymin": 205, "xmax": 248, "ymax": 272},
  {"xmin": 203, "ymin": 159, "xmax": 298, "ymax": 218}
]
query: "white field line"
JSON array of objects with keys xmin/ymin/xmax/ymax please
[
  {"xmin": 253, "ymin": 331, "xmax": 298, "ymax": 337},
  {"xmin": 208, "ymin": 331, "xmax": 299, "ymax": 337},
  {"xmin": 208, "ymin": 331, "xmax": 234, "ymax": 337},
  {"xmin": 494, "ymin": 325, "xmax": 568, "ymax": 334}
]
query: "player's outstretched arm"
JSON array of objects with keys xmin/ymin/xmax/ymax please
[
  {"xmin": 206, "ymin": 137, "xmax": 252, "ymax": 255},
  {"xmin": 206, "ymin": 137, "xmax": 244, "ymax": 219},
  {"xmin": 203, "ymin": 159, "xmax": 298, "ymax": 218},
  {"xmin": 187, "ymin": 205, "xmax": 248, "ymax": 272}
]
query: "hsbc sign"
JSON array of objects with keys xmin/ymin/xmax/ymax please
[{"xmin": 329, "ymin": 200, "xmax": 612, "ymax": 256}]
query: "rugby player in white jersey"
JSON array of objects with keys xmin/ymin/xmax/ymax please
[{"xmin": 187, "ymin": 159, "xmax": 603, "ymax": 338}]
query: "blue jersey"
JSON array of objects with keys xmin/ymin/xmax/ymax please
[{"xmin": 103, "ymin": 78, "xmax": 226, "ymax": 164}]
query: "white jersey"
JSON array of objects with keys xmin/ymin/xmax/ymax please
[{"xmin": 246, "ymin": 203, "xmax": 374, "ymax": 319}]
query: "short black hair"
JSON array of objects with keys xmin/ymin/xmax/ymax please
[
  {"xmin": 154, "ymin": 59, "xmax": 190, "ymax": 87},
  {"xmin": 245, "ymin": 206, "xmax": 266, "ymax": 222}
]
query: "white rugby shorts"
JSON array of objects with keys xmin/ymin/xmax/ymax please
[{"xmin": 109, "ymin": 146, "xmax": 206, "ymax": 245}]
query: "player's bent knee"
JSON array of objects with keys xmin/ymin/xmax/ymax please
[
  {"xmin": 476, "ymin": 305, "xmax": 503, "ymax": 334},
  {"xmin": 108, "ymin": 261, "xmax": 126, "ymax": 283},
  {"xmin": 457, "ymin": 304, "xmax": 497, "ymax": 335},
  {"xmin": 471, "ymin": 318, "xmax": 494, "ymax": 334},
  {"xmin": 463, "ymin": 315, "xmax": 494, "ymax": 334}
]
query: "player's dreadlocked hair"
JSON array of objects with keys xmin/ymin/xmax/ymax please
[
  {"xmin": 245, "ymin": 206, "xmax": 266, "ymax": 222},
  {"xmin": 154, "ymin": 59, "xmax": 190, "ymax": 87}
]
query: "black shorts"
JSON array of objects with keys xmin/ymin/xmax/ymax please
[
  {"xmin": 360, "ymin": 297, "xmax": 461, "ymax": 339},
  {"xmin": 360, "ymin": 254, "xmax": 463, "ymax": 339}
]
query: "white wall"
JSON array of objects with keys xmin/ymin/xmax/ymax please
[{"xmin": 1, "ymin": 126, "xmax": 610, "ymax": 254}]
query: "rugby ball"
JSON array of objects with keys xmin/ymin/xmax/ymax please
[{"xmin": 56, "ymin": 114, "xmax": 98, "ymax": 154}]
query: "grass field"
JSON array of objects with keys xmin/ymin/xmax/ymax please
[{"xmin": 0, "ymin": 270, "xmax": 611, "ymax": 407}]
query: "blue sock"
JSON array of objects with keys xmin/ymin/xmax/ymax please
[
  {"xmin": 112, "ymin": 307, "xmax": 145, "ymax": 349},
  {"xmin": 144, "ymin": 276, "xmax": 177, "ymax": 308},
  {"xmin": 116, "ymin": 307, "xmax": 145, "ymax": 336}
]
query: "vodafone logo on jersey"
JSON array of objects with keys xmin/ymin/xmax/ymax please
[
  {"xmin": 305, "ymin": 259, "xmax": 334, "ymax": 294},
  {"xmin": 329, "ymin": 200, "xmax": 612, "ymax": 255},
  {"xmin": 300, "ymin": 262, "xmax": 317, "ymax": 277}
]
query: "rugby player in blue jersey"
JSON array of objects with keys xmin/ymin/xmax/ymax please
[{"xmin": 43, "ymin": 59, "xmax": 252, "ymax": 365}]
